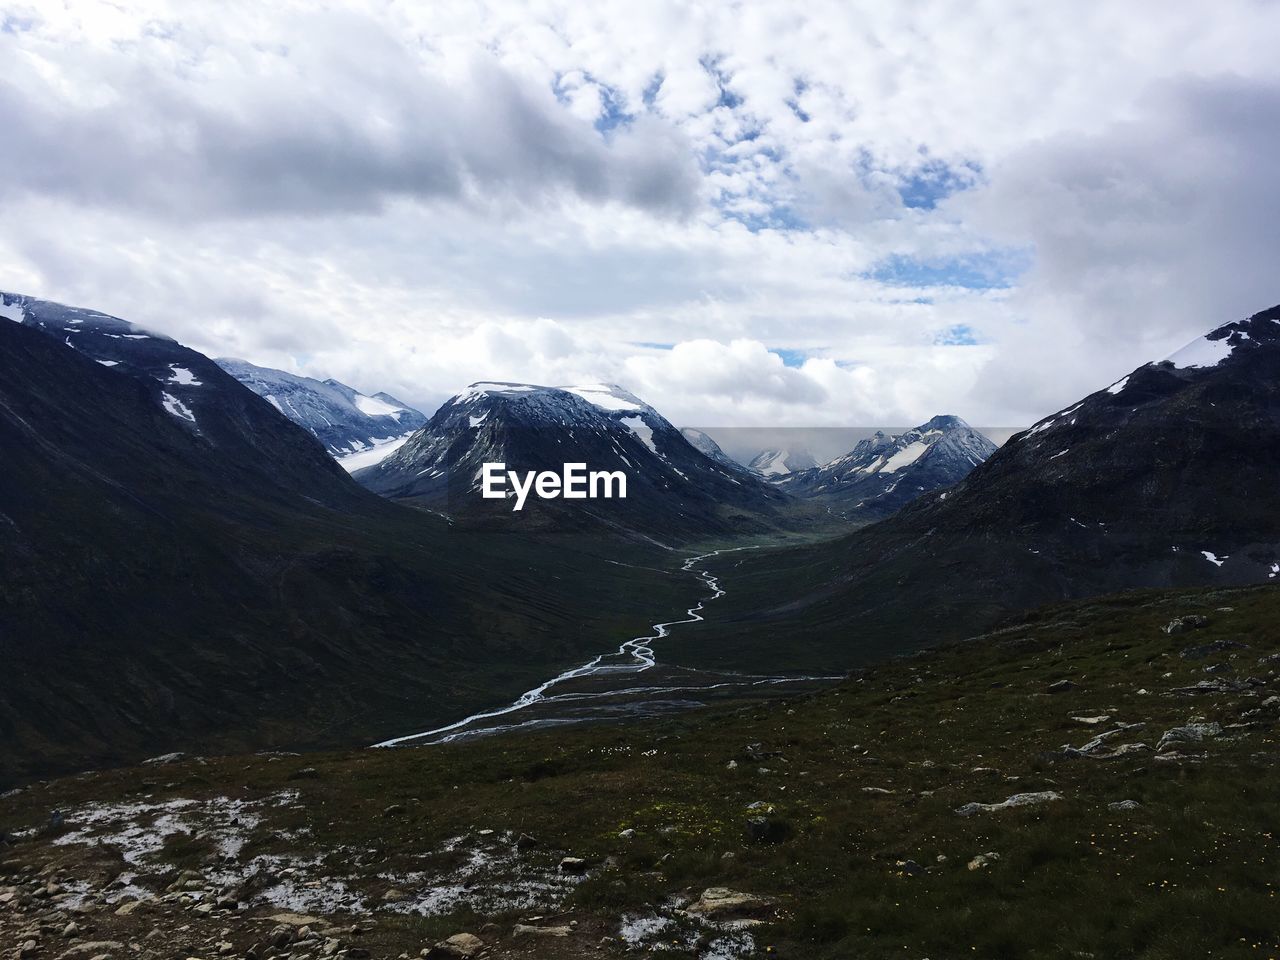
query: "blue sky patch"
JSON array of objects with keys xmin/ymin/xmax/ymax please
[
  {"xmin": 933, "ymin": 323, "xmax": 983, "ymax": 346},
  {"xmin": 868, "ymin": 250, "xmax": 1031, "ymax": 290},
  {"xmin": 770, "ymin": 348, "xmax": 810, "ymax": 368},
  {"xmin": 897, "ymin": 157, "xmax": 983, "ymax": 209}
]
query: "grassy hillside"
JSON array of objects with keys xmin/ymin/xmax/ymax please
[{"xmin": 2, "ymin": 581, "xmax": 1276, "ymax": 958}]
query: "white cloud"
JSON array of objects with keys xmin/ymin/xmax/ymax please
[{"xmin": 2, "ymin": 0, "xmax": 1278, "ymax": 433}]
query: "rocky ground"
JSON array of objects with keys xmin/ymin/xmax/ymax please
[{"xmin": 2, "ymin": 583, "xmax": 1278, "ymax": 959}]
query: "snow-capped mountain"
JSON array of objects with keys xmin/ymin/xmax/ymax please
[
  {"xmin": 777, "ymin": 416, "xmax": 996, "ymax": 517},
  {"xmin": 356, "ymin": 381, "xmax": 790, "ymax": 541},
  {"xmin": 0, "ymin": 291, "xmax": 355, "ymax": 501},
  {"xmin": 216, "ymin": 358, "xmax": 427, "ymax": 462},
  {"xmin": 747, "ymin": 448, "xmax": 817, "ymax": 477}
]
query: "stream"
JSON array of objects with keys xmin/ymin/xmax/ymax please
[{"xmin": 374, "ymin": 547, "xmax": 839, "ymax": 747}]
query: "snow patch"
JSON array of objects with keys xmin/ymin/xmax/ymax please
[
  {"xmin": 621, "ymin": 416, "xmax": 658, "ymax": 455},
  {"xmin": 160, "ymin": 392, "xmax": 196, "ymax": 424},
  {"xmin": 881, "ymin": 440, "xmax": 929, "ymax": 473},
  {"xmin": 338, "ymin": 434, "xmax": 412, "ymax": 472},
  {"xmin": 563, "ymin": 383, "xmax": 644, "ymax": 413},
  {"xmin": 1201, "ymin": 550, "xmax": 1227, "ymax": 567},
  {"xmin": 1166, "ymin": 334, "xmax": 1235, "ymax": 369},
  {"xmin": 1106, "ymin": 376, "xmax": 1129, "ymax": 395},
  {"xmin": 0, "ymin": 300, "xmax": 24, "ymax": 323},
  {"xmin": 353, "ymin": 393, "xmax": 402, "ymax": 417},
  {"xmin": 167, "ymin": 365, "xmax": 203, "ymax": 386}
]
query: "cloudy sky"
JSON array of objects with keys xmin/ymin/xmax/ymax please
[{"xmin": 3, "ymin": 1, "xmax": 1279, "ymax": 429}]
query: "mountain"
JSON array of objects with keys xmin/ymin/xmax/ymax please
[
  {"xmin": 747, "ymin": 447, "xmax": 817, "ymax": 476},
  {"xmin": 355, "ymin": 382, "xmax": 796, "ymax": 543},
  {"xmin": 0, "ymin": 291, "xmax": 358, "ymax": 503},
  {"xmin": 683, "ymin": 303, "xmax": 1280, "ymax": 673},
  {"xmin": 215, "ymin": 358, "xmax": 427, "ymax": 460},
  {"xmin": 0, "ymin": 296, "xmax": 682, "ymax": 780},
  {"xmin": 679, "ymin": 426, "xmax": 751, "ymax": 474},
  {"xmin": 776, "ymin": 415, "xmax": 997, "ymax": 517}
]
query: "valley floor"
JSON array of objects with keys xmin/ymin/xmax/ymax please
[{"xmin": 2, "ymin": 583, "xmax": 1278, "ymax": 959}]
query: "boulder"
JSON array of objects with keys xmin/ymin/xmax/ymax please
[
  {"xmin": 967, "ymin": 852, "xmax": 1000, "ymax": 871},
  {"xmin": 1108, "ymin": 800, "xmax": 1141, "ymax": 812},
  {"xmin": 512, "ymin": 924, "xmax": 571, "ymax": 938},
  {"xmin": 955, "ymin": 791, "xmax": 1063, "ymax": 817},
  {"xmin": 1162, "ymin": 615, "xmax": 1210, "ymax": 635},
  {"xmin": 684, "ymin": 887, "xmax": 775, "ymax": 921},
  {"xmin": 431, "ymin": 933, "xmax": 484, "ymax": 958},
  {"xmin": 1047, "ymin": 680, "xmax": 1077, "ymax": 694},
  {"xmin": 1157, "ymin": 722, "xmax": 1221, "ymax": 752}
]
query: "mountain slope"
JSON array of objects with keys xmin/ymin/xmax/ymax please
[
  {"xmin": 679, "ymin": 427, "xmax": 751, "ymax": 474},
  {"xmin": 0, "ymin": 291, "xmax": 358, "ymax": 505},
  {"xmin": 0, "ymin": 304, "xmax": 682, "ymax": 780},
  {"xmin": 776, "ymin": 415, "xmax": 997, "ymax": 518},
  {"xmin": 216, "ymin": 357, "xmax": 427, "ymax": 458},
  {"xmin": 355, "ymin": 382, "xmax": 797, "ymax": 543},
  {"xmin": 684, "ymin": 304, "xmax": 1280, "ymax": 672}
]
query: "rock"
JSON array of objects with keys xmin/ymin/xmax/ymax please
[
  {"xmin": 515, "ymin": 833, "xmax": 538, "ymax": 850},
  {"xmin": 382, "ymin": 803, "xmax": 406, "ymax": 818},
  {"xmin": 1070, "ymin": 715, "xmax": 1111, "ymax": 725},
  {"xmin": 895, "ymin": 859, "xmax": 925, "ymax": 876},
  {"xmin": 18, "ymin": 941, "xmax": 38, "ymax": 960},
  {"xmin": 744, "ymin": 816, "xmax": 788, "ymax": 844},
  {"xmin": 685, "ymin": 887, "xmax": 775, "ymax": 921},
  {"xmin": 512, "ymin": 924, "xmax": 571, "ymax": 938},
  {"xmin": 617, "ymin": 829, "xmax": 636, "ymax": 840},
  {"xmin": 288, "ymin": 767, "xmax": 320, "ymax": 781},
  {"xmin": 114, "ymin": 900, "xmax": 143, "ymax": 916},
  {"xmin": 862, "ymin": 786, "xmax": 894, "ymax": 795},
  {"xmin": 967, "ymin": 852, "xmax": 1000, "ymax": 870},
  {"xmin": 48, "ymin": 809, "xmax": 65, "ymax": 831},
  {"xmin": 558, "ymin": 857, "xmax": 588, "ymax": 874},
  {"xmin": 382, "ymin": 888, "xmax": 409, "ymax": 902},
  {"xmin": 955, "ymin": 791, "xmax": 1063, "ymax": 817},
  {"xmin": 1163, "ymin": 615, "xmax": 1210, "ymax": 635},
  {"xmin": 1047, "ymin": 680, "xmax": 1077, "ymax": 694},
  {"xmin": 141, "ymin": 752, "xmax": 185, "ymax": 765},
  {"xmin": 430, "ymin": 933, "xmax": 484, "ymax": 958},
  {"xmin": 55, "ymin": 942, "xmax": 125, "ymax": 959},
  {"xmin": 1108, "ymin": 800, "xmax": 1141, "ymax": 812},
  {"xmin": 1179, "ymin": 638, "xmax": 1246, "ymax": 659},
  {"xmin": 268, "ymin": 912, "xmax": 323, "ymax": 927},
  {"xmin": 1157, "ymin": 722, "xmax": 1222, "ymax": 752}
]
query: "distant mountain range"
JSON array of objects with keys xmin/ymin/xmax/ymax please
[
  {"xmin": 689, "ymin": 304, "xmax": 1280, "ymax": 672},
  {"xmin": 355, "ymin": 381, "xmax": 798, "ymax": 543},
  {"xmin": 776, "ymin": 415, "xmax": 997, "ymax": 518},
  {"xmin": 215, "ymin": 358, "xmax": 427, "ymax": 462}
]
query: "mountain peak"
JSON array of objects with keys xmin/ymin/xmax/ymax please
[{"xmin": 778, "ymin": 415, "xmax": 995, "ymax": 517}]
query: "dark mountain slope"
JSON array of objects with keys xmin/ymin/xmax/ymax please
[
  {"xmin": 1, "ymin": 292, "xmax": 358, "ymax": 504},
  {"xmin": 0, "ymin": 317, "xmax": 678, "ymax": 782},
  {"xmin": 682, "ymin": 305, "xmax": 1280, "ymax": 672}
]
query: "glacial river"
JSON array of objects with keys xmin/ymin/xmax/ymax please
[{"xmin": 374, "ymin": 547, "xmax": 839, "ymax": 747}]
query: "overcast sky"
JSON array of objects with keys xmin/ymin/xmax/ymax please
[{"xmin": 3, "ymin": 1, "xmax": 1279, "ymax": 428}]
